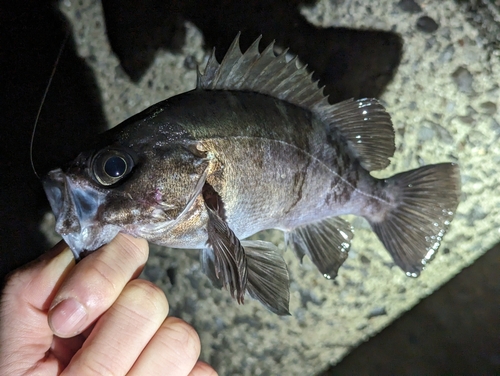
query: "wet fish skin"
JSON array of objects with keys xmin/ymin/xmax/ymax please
[{"xmin": 43, "ymin": 35, "xmax": 461, "ymax": 315}]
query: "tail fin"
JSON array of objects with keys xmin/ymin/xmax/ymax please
[{"xmin": 367, "ymin": 163, "xmax": 461, "ymax": 276}]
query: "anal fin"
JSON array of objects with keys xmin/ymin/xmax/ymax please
[{"xmin": 287, "ymin": 216, "xmax": 353, "ymax": 279}]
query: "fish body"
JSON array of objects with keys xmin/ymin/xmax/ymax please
[{"xmin": 43, "ymin": 35, "xmax": 461, "ymax": 314}]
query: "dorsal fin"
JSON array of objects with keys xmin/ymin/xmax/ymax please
[
  {"xmin": 198, "ymin": 33, "xmax": 326, "ymax": 108},
  {"xmin": 198, "ymin": 34, "xmax": 395, "ymax": 171},
  {"xmin": 320, "ymin": 98, "xmax": 395, "ymax": 170}
]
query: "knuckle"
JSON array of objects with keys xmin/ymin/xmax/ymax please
[
  {"xmin": 194, "ymin": 362, "xmax": 219, "ymax": 376},
  {"xmin": 163, "ymin": 318, "xmax": 201, "ymax": 359},
  {"xmin": 51, "ymin": 258, "xmax": 119, "ymax": 314},
  {"xmin": 124, "ymin": 279, "xmax": 168, "ymax": 314},
  {"xmin": 115, "ymin": 233, "xmax": 149, "ymax": 266},
  {"xmin": 84, "ymin": 257, "xmax": 119, "ymax": 296},
  {"xmin": 76, "ymin": 355, "xmax": 119, "ymax": 376},
  {"xmin": 51, "ymin": 256, "xmax": 119, "ymax": 313}
]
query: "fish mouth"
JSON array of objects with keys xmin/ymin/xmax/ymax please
[{"xmin": 43, "ymin": 168, "xmax": 120, "ymax": 259}]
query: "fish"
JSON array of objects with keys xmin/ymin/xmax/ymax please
[{"xmin": 42, "ymin": 34, "xmax": 461, "ymax": 315}]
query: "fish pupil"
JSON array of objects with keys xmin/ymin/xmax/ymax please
[{"xmin": 104, "ymin": 156, "xmax": 127, "ymax": 177}]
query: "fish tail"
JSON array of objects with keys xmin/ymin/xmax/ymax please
[{"xmin": 366, "ymin": 163, "xmax": 461, "ymax": 276}]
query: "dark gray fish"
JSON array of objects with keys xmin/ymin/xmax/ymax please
[{"xmin": 43, "ymin": 35, "xmax": 461, "ymax": 315}]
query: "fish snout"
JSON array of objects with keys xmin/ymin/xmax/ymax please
[{"xmin": 43, "ymin": 169, "xmax": 117, "ymax": 258}]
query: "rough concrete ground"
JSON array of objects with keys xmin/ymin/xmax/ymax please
[
  {"xmin": 34, "ymin": 0, "xmax": 500, "ymax": 374},
  {"xmin": 321, "ymin": 242, "xmax": 500, "ymax": 375}
]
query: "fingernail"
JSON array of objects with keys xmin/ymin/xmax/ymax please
[{"xmin": 49, "ymin": 298, "xmax": 87, "ymax": 337}]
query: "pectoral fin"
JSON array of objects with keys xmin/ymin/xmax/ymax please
[
  {"xmin": 205, "ymin": 205, "xmax": 248, "ymax": 304},
  {"xmin": 202, "ymin": 183, "xmax": 247, "ymax": 303},
  {"xmin": 200, "ymin": 247, "xmax": 223, "ymax": 289},
  {"xmin": 287, "ymin": 216, "xmax": 353, "ymax": 279}
]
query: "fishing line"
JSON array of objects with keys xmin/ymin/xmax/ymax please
[{"xmin": 30, "ymin": 28, "xmax": 70, "ymax": 179}]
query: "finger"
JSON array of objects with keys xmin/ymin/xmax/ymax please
[
  {"xmin": 189, "ymin": 361, "xmax": 219, "ymax": 376},
  {"xmin": 48, "ymin": 233, "xmax": 148, "ymax": 338},
  {"xmin": 0, "ymin": 242, "xmax": 75, "ymax": 375},
  {"xmin": 128, "ymin": 317, "xmax": 203, "ymax": 376},
  {"xmin": 64, "ymin": 279, "xmax": 169, "ymax": 375},
  {"xmin": 3, "ymin": 240, "xmax": 74, "ymax": 310}
]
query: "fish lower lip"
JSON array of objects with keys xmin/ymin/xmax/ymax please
[{"xmin": 60, "ymin": 227, "xmax": 108, "ymax": 259}]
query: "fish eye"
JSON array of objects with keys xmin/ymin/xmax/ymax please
[
  {"xmin": 92, "ymin": 147, "xmax": 135, "ymax": 186},
  {"xmin": 104, "ymin": 156, "xmax": 127, "ymax": 177}
]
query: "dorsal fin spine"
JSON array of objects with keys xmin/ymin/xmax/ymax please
[
  {"xmin": 218, "ymin": 35, "xmax": 242, "ymax": 87},
  {"xmin": 260, "ymin": 49, "xmax": 290, "ymax": 92},
  {"xmin": 232, "ymin": 42, "xmax": 261, "ymax": 88}
]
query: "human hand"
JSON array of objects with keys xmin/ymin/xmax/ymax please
[{"xmin": 0, "ymin": 233, "xmax": 217, "ymax": 375}]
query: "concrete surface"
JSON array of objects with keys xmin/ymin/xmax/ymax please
[
  {"xmin": 321, "ymin": 242, "xmax": 500, "ymax": 375},
  {"xmin": 45, "ymin": 0, "xmax": 500, "ymax": 374}
]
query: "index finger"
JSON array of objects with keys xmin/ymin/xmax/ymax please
[{"xmin": 48, "ymin": 233, "xmax": 149, "ymax": 338}]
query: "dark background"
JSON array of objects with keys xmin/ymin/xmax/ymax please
[{"xmin": 0, "ymin": 0, "xmax": 498, "ymax": 374}]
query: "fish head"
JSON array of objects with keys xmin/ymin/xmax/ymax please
[{"xmin": 43, "ymin": 138, "xmax": 209, "ymax": 259}]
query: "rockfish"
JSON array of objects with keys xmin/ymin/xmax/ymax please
[{"xmin": 43, "ymin": 35, "xmax": 461, "ymax": 315}]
